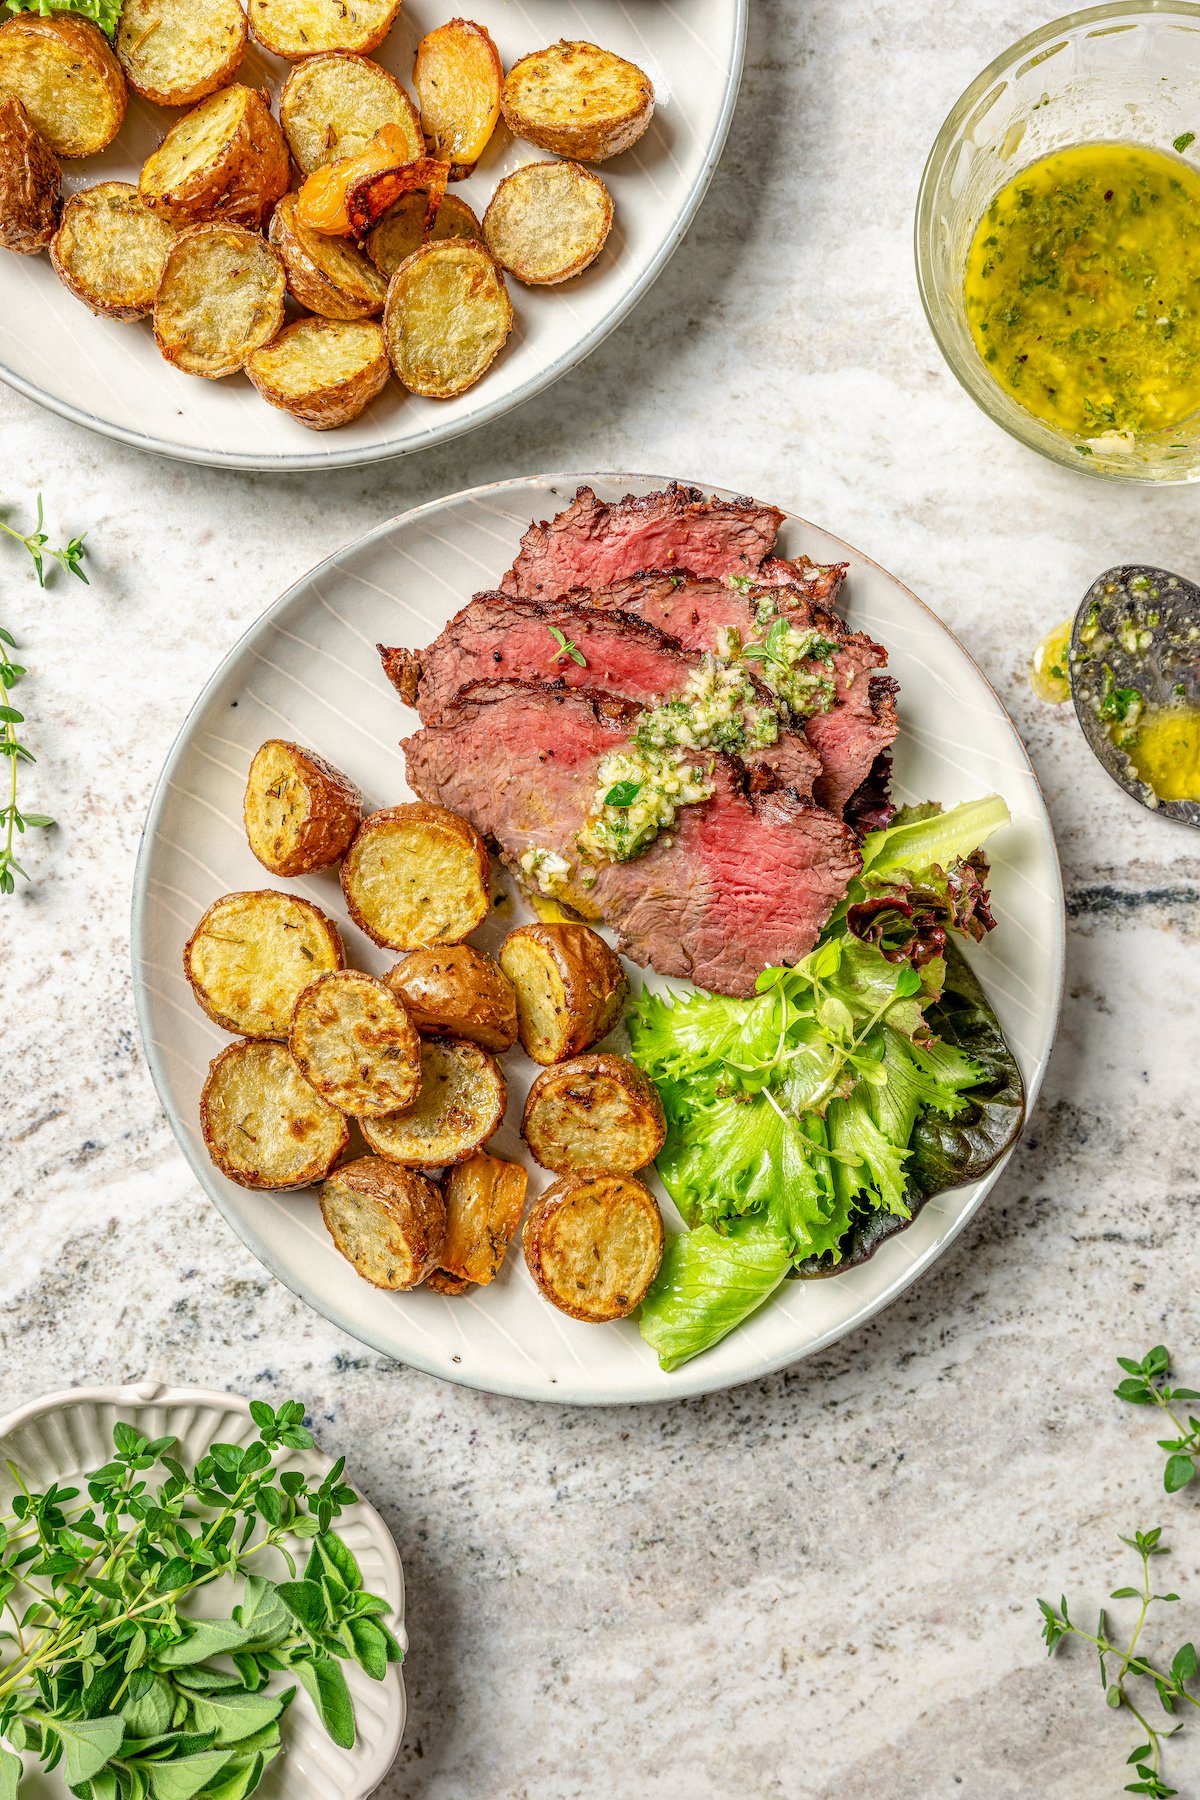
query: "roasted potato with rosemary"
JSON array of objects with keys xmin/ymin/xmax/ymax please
[
  {"xmin": 426, "ymin": 1268, "xmax": 471, "ymax": 1294},
  {"xmin": 499, "ymin": 922, "xmax": 626, "ymax": 1065},
  {"xmin": 412, "ymin": 18, "xmax": 502, "ymax": 177},
  {"xmin": 522, "ymin": 1172, "xmax": 663, "ymax": 1322},
  {"xmin": 501, "ymin": 40, "xmax": 654, "ymax": 164},
  {"xmin": 319, "ymin": 1155, "xmax": 446, "ymax": 1290},
  {"xmin": 522, "ymin": 1053, "xmax": 665, "ymax": 1175},
  {"xmin": 279, "ymin": 52, "xmax": 421, "ymax": 175},
  {"xmin": 247, "ymin": 0, "xmax": 403, "ymax": 59},
  {"xmin": 154, "ymin": 224, "xmax": 286, "ymax": 379},
  {"xmin": 361, "ymin": 1038, "xmax": 506, "ymax": 1168},
  {"xmin": 294, "ymin": 123, "xmax": 444, "ymax": 236},
  {"xmin": 116, "ymin": 0, "xmax": 247, "ymax": 108},
  {"xmin": 184, "ymin": 889, "xmax": 344, "ymax": 1038},
  {"xmin": 244, "ymin": 739, "xmax": 362, "ymax": 877},
  {"xmin": 0, "ymin": 15, "xmax": 126, "ymax": 158},
  {"xmin": 364, "ymin": 189, "xmax": 480, "ymax": 280},
  {"xmin": 269, "ymin": 192, "xmax": 388, "ymax": 320},
  {"xmin": 290, "ymin": 970, "xmax": 422, "ymax": 1117},
  {"xmin": 341, "ymin": 803, "xmax": 491, "ymax": 950},
  {"xmin": 484, "ymin": 160, "xmax": 613, "ymax": 286},
  {"xmin": 201, "ymin": 1040, "xmax": 350, "ymax": 1190},
  {"xmin": 139, "ymin": 85, "xmax": 289, "ymax": 230},
  {"xmin": 383, "ymin": 239, "xmax": 513, "ymax": 399},
  {"xmin": 246, "ymin": 317, "xmax": 391, "ymax": 430},
  {"xmin": 0, "ymin": 95, "xmax": 60, "ymax": 254},
  {"xmin": 386, "ymin": 945, "xmax": 517, "ymax": 1053},
  {"xmin": 440, "ymin": 1150, "xmax": 528, "ymax": 1286},
  {"xmin": 51, "ymin": 183, "xmax": 175, "ymax": 320}
]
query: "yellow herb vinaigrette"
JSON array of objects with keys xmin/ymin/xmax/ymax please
[{"xmin": 965, "ymin": 143, "xmax": 1200, "ymax": 439}]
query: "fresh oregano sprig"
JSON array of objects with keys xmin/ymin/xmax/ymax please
[
  {"xmin": 1, "ymin": 494, "xmax": 88, "ymax": 591},
  {"xmin": 0, "ymin": 1399, "xmax": 402, "ymax": 1798},
  {"xmin": 1115, "ymin": 1346, "xmax": 1200, "ymax": 1494}
]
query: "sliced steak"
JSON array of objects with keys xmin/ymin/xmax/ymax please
[
  {"xmin": 757, "ymin": 554, "xmax": 848, "ymax": 607},
  {"xmin": 402, "ymin": 681, "xmax": 861, "ymax": 996}
]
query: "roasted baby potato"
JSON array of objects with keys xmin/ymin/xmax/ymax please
[
  {"xmin": 154, "ymin": 224, "xmax": 287, "ymax": 379},
  {"xmin": 116, "ymin": 0, "xmax": 246, "ymax": 108},
  {"xmin": 341, "ymin": 803, "xmax": 491, "ymax": 949},
  {"xmin": 0, "ymin": 15, "xmax": 126, "ymax": 158},
  {"xmin": 412, "ymin": 18, "xmax": 501, "ymax": 177},
  {"xmin": 50, "ymin": 183, "xmax": 175, "ymax": 320},
  {"xmin": 247, "ymin": 0, "xmax": 402, "ymax": 59},
  {"xmin": 364, "ymin": 188, "xmax": 480, "ymax": 279},
  {"xmin": 440, "ymin": 1150, "xmax": 528, "ymax": 1285},
  {"xmin": 140, "ymin": 84, "xmax": 289, "ymax": 230},
  {"xmin": 426, "ymin": 1267, "xmax": 471, "ymax": 1294},
  {"xmin": 386, "ymin": 945, "xmax": 517, "ymax": 1053},
  {"xmin": 501, "ymin": 40, "xmax": 654, "ymax": 164},
  {"xmin": 360, "ymin": 1037, "xmax": 506, "ymax": 1168},
  {"xmin": 484, "ymin": 159, "xmax": 613, "ymax": 286},
  {"xmin": 522, "ymin": 1172, "xmax": 664, "ymax": 1322},
  {"xmin": 246, "ymin": 316, "xmax": 391, "ymax": 429},
  {"xmin": 319, "ymin": 1155, "xmax": 446, "ymax": 1289},
  {"xmin": 279, "ymin": 52, "xmax": 422, "ymax": 174},
  {"xmin": 499, "ymin": 922, "xmax": 626, "ymax": 1065},
  {"xmin": 294, "ymin": 123, "xmax": 444, "ymax": 236},
  {"xmin": 269, "ymin": 191, "xmax": 387, "ymax": 319},
  {"xmin": 383, "ymin": 239, "xmax": 513, "ymax": 398},
  {"xmin": 184, "ymin": 889, "xmax": 344, "ymax": 1037},
  {"xmin": 244, "ymin": 738, "xmax": 362, "ymax": 875},
  {"xmin": 0, "ymin": 94, "xmax": 60, "ymax": 253},
  {"xmin": 290, "ymin": 969, "xmax": 422, "ymax": 1117},
  {"xmin": 201, "ymin": 1040, "xmax": 350, "ymax": 1190},
  {"xmin": 522, "ymin": 1053, "xmax": 665, "ymax": 1175}
]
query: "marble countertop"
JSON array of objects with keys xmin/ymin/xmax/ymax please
[{"xmin": 3, "ymin": 3, "xmax": 1199, "ymax": 1794}]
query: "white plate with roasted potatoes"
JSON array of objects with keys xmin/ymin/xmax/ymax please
[
  {"xmin": 131, "ymin": 471, "xmax": 1064, "ymax": 1404},
  {"xmin": 0, "ymin": 0, "xmax": 746, "ymax": 469}
]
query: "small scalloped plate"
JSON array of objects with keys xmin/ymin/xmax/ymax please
[{"xmin": 0, "ymin": 1382, "xmax": 405, "ymax": 1799}]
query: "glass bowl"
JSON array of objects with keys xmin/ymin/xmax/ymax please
[{"xmin": 916, "ymin": 1, "xmax": 1200, "ymax": 483}]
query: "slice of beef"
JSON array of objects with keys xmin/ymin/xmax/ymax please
[
  {"xmin": 757, "ymin": 554, "xmax": 848, "ymax": 607},
  {"xmin": 501, "ymin": 484, "xmax": 784, "ymax": 598},
  {"xmin": 402, "ymin": 681, "xmax": 861, "ymax": 996}
]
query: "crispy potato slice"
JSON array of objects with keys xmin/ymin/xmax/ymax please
[
  {"xmin": 386, "ymin": 945, "xmax": 517, "ymax": 1053},
  {"xmin": 523, "ymin": 1052, "xmax": 665, "ymax": 1175},
  {"xmin": 154, "ymin": 224, "xmax": 286, "ymax": 379},
  {"xmin": 246, "ymin": 316, "xmax": 391, "ymax": 430},
  {"xmin": 364, "ymin": 188, "xmax": 479, "ymax": 279},
  {"xmin": 269, "ymin": 191, "xmax": 387, "ymax": 319},
  {"xmin": 116, "ymin": 0, "xmax": 246, "ymax": 108},
  {"xmin": 502, "ymin": 40, "xmax": 653, "ymax": 164},
  {"xmin": 280, "ymin": 52, "xmax": 421, "ymax": 175},
  {"xmin": 341, "ymin": 803, "xmax": 491, "ymax": 949},
  {"xmin": 140, "ymin": 84, "xmax": 289, "ymax": 230},
  {"xmin": 244, "ymin": 738, "xmax": 362, "ymax": 875},
  {"xmin": 484, "ymin": 159, "xmax": 612, "ymax": 286},
  {"xmin": 441, "ymin": 1150, "xmax": 527, "ymax": 1285},
  {"xmin": 523, "ymin": 1172, "xmax": 663, "ymax": 1322},
  {"xmin": 361, "ymin": 1037, "xmax": 506, "ymax": 1168},
  {"xmin": 426, "ymin": 1267, "xmax": 472, "ymax": 1294},
  {"xmin": 290, "ymin": 969, "xmax": 422, "ymax": 1117},
  {"xmin": 383, "ymin": 238, "xmax": 513, "ymax": 398},
  {"xmin": 0, "ymin": 15, "xmax": 126, "ymax": 159},
  {"xmin": 201, "ymin": 1040, "xmax": 350, "ymax": 1190},
  {"xmin": 345, "ymin": 153, "xmax": 448, "ymax": 239},
  {"xmin": 295, "ymin": 124, "xmax": 437, "ymax": 235},
  {"xmin": 50, "ymin": 182, "xmax": 175, "ymax": 321},
  {"xmin": 247, "ymin": 0, "xmax": 402, "ymax": 60},
  {"xmin": 0, "ymin": 93, "xmax": 59, "ymax": 253},
  {"xmin": 413, "ymin": 19, "xmax": 501, "ymax": 177},
  {"xmin": 320, "ymin": 1155, "xmax": 446, "ymax": 1289},
  {"xmin": 499, "ymin": 923, "xmax": 626, "ymax": 1065},
  {"xmin": 184, "ymin": 889, "xmax": 343, "ymax": 1037}
]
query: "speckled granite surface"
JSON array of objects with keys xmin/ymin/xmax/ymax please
[{"xmin": 2, "ymin": 4, "xmax": 1199, "ymax": 1795}]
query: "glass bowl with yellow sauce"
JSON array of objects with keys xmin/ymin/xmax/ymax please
[{"xmin": 916, "ymin": 2, "xmax": 1200, "ymax": 483}]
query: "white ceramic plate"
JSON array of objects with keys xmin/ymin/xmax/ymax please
[
  {"xmin": 131, "ymin": 472, "xmax": 1065, "ymax": 1404},
  {"xmin": 0, "ymin": 1381, "xmax": 405, "ymax": 1798},
  {"xmin": 0, "ymin": 3, "xmax": 745, "ymax": 471}
]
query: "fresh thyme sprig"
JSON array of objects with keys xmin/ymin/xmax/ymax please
[
  {"xmin": 1116, "ymin": 1346, "xmax": 1200, "ymax": 1494},
  {"xmin": 1, "ymin": 494, "xmax": 88, "ymax": 590}
]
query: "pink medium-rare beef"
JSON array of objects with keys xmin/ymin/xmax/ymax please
[
  {"xmin": 501, "ymin": 484, "xmax": 785, "ymax": 598},
  {"xmin": 757, "ymin": 554, "xmax": 848, "ymax": 607},
  {"xmin": 401, "ymin": 681, "xmax": 861, "ymax": 995}
]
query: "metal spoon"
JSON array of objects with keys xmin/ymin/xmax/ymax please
[{"xmin": 1069, "ymin": 564, "xmax": 1200, "ymax": 828}]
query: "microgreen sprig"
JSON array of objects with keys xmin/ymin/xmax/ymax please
[
  {"xmin": 1115, "ymin": 1347, "xmax": 1200, "ymax": 1495},
  {"xmin": 547, "ymin": 625, "xmax": 586, "ymax": 668}
]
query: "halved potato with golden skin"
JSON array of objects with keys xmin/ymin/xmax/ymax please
[
  {"xmin": 484, "ymin": 159, "xmax": 613, "ymax": 286},
  {"xmin": 499, "ymin": 922, "xmax": 626, "ymax": 1065},
  {"xmin": 440, "ymin": 1150, "xmax": 528, "ymax": 1285},
  {"xmin": 51, "ymin": 182, "xmax": 175, "ymax": 321},
  {"xmin": 364, "ymin": 189, "xmax": 480, "ymax": 280},
  {"xmin": 412, "ymin": 18, "xmax": 501, "ymax": 177},
  {"xmin": 154, "ymin": 224, "xmax": 286, "ymax": 379},
  {"xmin": 244, "ymin": 738, "xmax": 362, "ymax": 877},
  {"xmin": 383, "ymin": 238, "xmax": 513, "ymax": 398},
  {"xmin": 0, "ymin": 15, "xmax": 126, "ymax": 159},
  {"xmin": 201, "ymin": 1040, "xmax": 350, "ymax": 1190},
  {"xmin": 269, "ymin": 191, "xmax": 388, "ymax": 319},
  {"xmin": 501, "ymin": 40, "xmax": 654, "ymax": 164},
  {"xmin": 0, "ymin": 94, "xmax": 60, "ymax": 254},
  {"xmin": 319, "ymin": 1155, "xmax": 446, "ymax": 1289},
  {"xmin": 385, "ymin": 946, "xmax": 516, "ymax": 1053},
  {"xmin": 522, "ymin": 1172, "xmax": 663, "ymax": 1322},
  {"xmin": 280, "ymin": 52, "xmax": 421, "ymax": 174},
  {"xmin": 184, "ymin": 889, "xmax": 344, "ymax": 1038},
  {"xmin": 361, "ymin": 1037, "xmax": 506, "ymax": 1168},
  {"xmin": 246, "ymin": 317, "xmax": 391, "ymax": 430},
  {"xmin": 426, "ymin": 1267, "xmax": 471, "ymax": 1294},
  {"xmin": 140, "ymin": 85, "xmax": 289, "ymax": 230},
  {"xmin": 341, "ymin": 803, "xmax": 491, "ymax": 949},
  {"xmin": 522, "ymin": 1052, "xmax": 665, "ymax": 1175},
  {"xmin": 290, "ymin": 970, "xmax": 422, "ymax": 1117},
  {"xmin": 116, "ymin": 0, "xmax": 246, "ymax": 108},
  {"xmin": 247, "ymin": 0, "xmax": 402, "ymax": 60}
]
